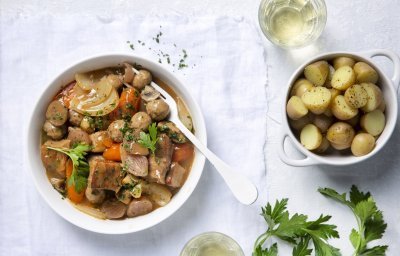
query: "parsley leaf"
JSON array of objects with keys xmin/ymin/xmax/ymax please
[
  {"xmin": 138, "ymin": 123, "xmax": 158, "ymax": 154},
  {"xmin": 254, "ymin": 198, "xmax": 339, "ymax": 256},
  {"xmin": 47, "ymin": 143, "xmax": 91, "ymax": 193},
  {"xmin": 254, "ymin": 243, "xmax": 278, "ymax": 256},
  {"xmin": 318, "ymin": 185, "xmax": 388, "ymax": 256}
]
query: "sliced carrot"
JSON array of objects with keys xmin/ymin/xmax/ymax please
[
  {"xmin": 110, "ymin": 87, "xmax": 141, "ymax": 120},
  {"xmin": 67, "ymin": 184, "xmax": 85, "ymax": 204},
  {"xmin": 66, "ymin": 159, "xmax": 73, "ymax": 178},
  {"xmin": 172, "ymin": 143, "xmax": 194, "ymax": 163},
  {"xmin": 103, "ymin": 143, "xmax": 121, "ymax": 161}
]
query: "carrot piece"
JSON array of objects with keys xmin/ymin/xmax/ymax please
[
  {"xmin": 110, "ymin": 87, "xmax": 141, "ymax": 120},
  {"xmin": 103, "ymin": 143, "xmax": 121, "ymax": 161},
  {"xmin": 67, "ymin": 185, "xmax": 85, "ymax": 204},
  {"xmin": 66, "ymin": 159, "xmax": 73, "ymax": 178},
  {"xmin": 172, "ymin": 143, "xmax": 194, "ymax": 163}
]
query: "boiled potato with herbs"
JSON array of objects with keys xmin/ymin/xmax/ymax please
[
  {"xmin": 344, "ymin": 84, "xmax": 368, "ymax": 108},
  {"xmin": 286, "ymin": 96, "xmax": 309, "ymax": 120},
  {"xmin": 360, "ymin": 83, "xmax": 383, "ymax": 112},
  {"xmin": 291, "ymin": 79, "xmax": 314, "ymax": 97},
  {"xmin": 289, "ymin": 114, "xmax": 313, "ymax": 131},
  {"xmin": 333, "ymin": 57, "xmax": 356, "ymax": 70},
  {"xmin": 326, "ymin": 122, "xmax": 355, "ymax": 149},
  {"xmin": 353, "ymin": 62, "xmax": 379, "ymax": 84},
  {"xmin": 331, "ymin": 66, "xmax": 356, "ymax": 90},
  {"xmin": 301, "ymin": 87, "xmax": 331, "ymax": 114},
  {"xmin": 313, "ymin": 114, "xmax": 333, "ymax": 133},
  {"xmin": 331, "ymin": 95, "xmax": 358, "ymax": 120},
  {"xmin": 314, "ymin": 136, "xmax": 330, "ymax": 153},
  {"xmin": 300, "ymin": 124, "xmax": 322, "ymax": 150},
  {"xmin": 351, "ymin": 133, "xmax": 375, "ymax": 156},
  {"xmin": 360, "ymin": 109, "xmax": 385, "ymax": 136},
  {"xmin": 304, "ymin": 61, "xmax": 329, "ymax": 86}
]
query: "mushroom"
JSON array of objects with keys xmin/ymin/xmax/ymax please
[
  {"xmin": 69, "ymin": 109, "xmax": 84, "ymax": 127},
  {"xmin": 123, "ymin": 63, "xmax": 135, "ymax": 84},
  {"xmin": 146, "ymin": 99, "xmax": 170, "ymax": 121},
  {"xmin": 90, "ymin": 131, "xmax": 110, "ymax": 152},
  {"xmin": 130, "ymin": 112, "xmax": 152, "ymax": 131},
  {"xmin": 127, "ymin": 198, "xmax": 153, "ymax": 218},
  {"xmin": 158, "ymin": 121, "xmax": 187, "ymax": 143},
  {"xmin": 80, "ymin": 116, "xmax": 95, "ymax": 134},
  {"xmin": 43, "ymin": 120, "xmax": 66, "ymax": 140},
  {"xmin": 101, "ymin": 200, "xmax": 127, "ymax": 219},
  {"xmin": 107, "ymin": 120, "xmax": 125, "ymax": 143},
  {"xmin": 50, "ymin": 178, "xmax": 66, "ymax": 194},
  {"xmin": 132, "ymin": 69, "xmax": 152, "ymax": 90},
  {"xmin": 141, "ymin": 85, "xmax": 160, "ymax": 102},
  {"xmin": 107, "ymin": 74, "xmax": 123, "ymax": 90},
  {"xmin": 46, "ymin": 100, "xmax": 68, "ymax": 126}
]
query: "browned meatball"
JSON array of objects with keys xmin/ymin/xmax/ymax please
[
  {"xmin": 107, "ymin": 120, "xmax": 125, "ymax": 143},
  {"xmin": 146, "ymin": 99, "xmax": 170, "ymax": 121},
  {"xmin": 130, "ymin": 112, "xmax": 152, "ymax": 131},
  {"xmin": 46, "ymin": 100, "xmax": 68, "ymax": 126},
  {"xmin": 132, "ymin": 70, "xmax": 152, "ymax": 90},
  {"xmin": 43, "ymin": 120, "xmax": 66, "ymax": 140}
]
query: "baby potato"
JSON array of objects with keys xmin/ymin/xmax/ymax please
[
  {"xmin": 286, "ymin": 96, "xmax": 309, "ymax": 120},
  {"xmin": 360, "ymin": 109, "xmax": 385, "ymax": 136},
  {"xmin": 360, "ymin": 83, "xmax": 383, "ymax": 112},
  {"xmin": 300, "ymin": 124, "xmax": 322, "ymax": 150},
  {"xmin": 301, "ymin": 87, "xmax": 331, "ymax": 114},
  {"xmin": 304, "ymin": 61, "xmax": 329, "ymax": 86},
  {"xmin": 289, "ymin": 114, "xmax": 313, "ymax": 131},
  {"xmin": 331, "ymin": 140, "xmax": 352, "ymax": 150},
  {"xmin": 313, "ymin": 114, "xmax": 333, "ymax": 133},
  {"xmin": 291, "ymin": 79, "xmax": 314, "ymax": 97},
  {"xmin": 323, "ymin": 65, "xmax": 335, "ymax": 88},
  {"xmin": 353, "ymin": 62, "xmax": 379, "ymax": 84},
  {"xmin": 326, "ymin": 122, "xmax": 355, "ymax": 148},
  {"xmin": 331, "ymin": 95, "xmax": 359, "ymax": 120},
  {"xmin": 331, "ymin": 66, "xmax": 356, "ymax": 90},
  {"xmin": 333, "ymin": 57, "xmax": 356, "ymax": 70},
  {"xmin": 344, "ymin": 84, "xmax": 368, "ymax": 108},
  {"xmin": 314, "ymin": 136, "xmax": 330, "ymax": 153},
  {"xmin": 351, "ymin": 133, "xmax": 375, "ymax": 156}
]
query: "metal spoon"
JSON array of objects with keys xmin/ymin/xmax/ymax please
[{"xmin": 132, "ymin": 68, "xmax": 258, "ymax": 205}]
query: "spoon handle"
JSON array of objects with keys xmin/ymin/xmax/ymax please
[{"xmin": 173, "ymin": 120, "xmax": 258, "ymax": 205}]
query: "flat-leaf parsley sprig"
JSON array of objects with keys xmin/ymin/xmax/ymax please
[
  {"xmin": 318, "ymin": 185, "xmax": 388, "ymax": 256},
  {"xmin": 138, "ymin": 123, "xmax": 158, "ymax": 154},
  {"xmin": 253, "ymin": 198, "xmax": 340, "ymax": 256}
]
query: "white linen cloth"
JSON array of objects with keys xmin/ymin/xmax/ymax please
[{"xmin": 0, "ymin": 14, "xmax": 268, "ymax": 255}]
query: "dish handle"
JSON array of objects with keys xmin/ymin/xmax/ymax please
[
  {"xmin": 278, "ymin": 133, "xmax": 320, "ymax": 167},
  {"xmin": 360, "ymin": 49, "xmax": 400, "ymax": 92}
]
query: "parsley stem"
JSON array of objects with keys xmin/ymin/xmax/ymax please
[{"xmin": 253, "ymin": 231, "xmax": 271, "ymax": 251}]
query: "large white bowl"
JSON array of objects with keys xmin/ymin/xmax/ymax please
[
  {"xmin": 25, "ymin": 54, "xmax": 207, "ymax": 234},
  {"xmin": 279, "ymin": 49, "xmax": 400, "ymax": 166}
]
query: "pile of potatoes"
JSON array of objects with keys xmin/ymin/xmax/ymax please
[{"xmin": 286, "ymin": 56, "xmax": 386, "ymax": 157}]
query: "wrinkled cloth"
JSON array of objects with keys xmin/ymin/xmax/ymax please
[{"xmin": 0, "ymin": 14, "xmax": 268, "ymax": 255}]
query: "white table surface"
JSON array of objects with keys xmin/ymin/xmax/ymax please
[{"xmin": 2, "ymin": 0, "xmax": 400, "ymax": 255}]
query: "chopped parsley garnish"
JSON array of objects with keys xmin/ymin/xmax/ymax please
[
  {"xmin": 138, "ymin": 123, "xmax": 158, "ymax": 154},
  {"xmin": 47, "ymin": 143, "xmax": 91, "ymax": 193}
]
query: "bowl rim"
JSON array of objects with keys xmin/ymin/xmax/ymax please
[
  {"xmin": 280, "ymin": 50, "xmax": 399, "ymax": 166},
  {"xmin": 25, "ymin": 53, "xmax": 207, "ymax": 234}
]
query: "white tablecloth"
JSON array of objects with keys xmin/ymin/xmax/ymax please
[{"xmin": 1, "ymin": 0, "xmax": 400, "ymax": 255}]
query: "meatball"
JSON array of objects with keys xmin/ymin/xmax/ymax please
[
  {"xmin": 130, "ymin": 112, "xmax": 152, "ymax": 131},
  {"xmin": 46, "ymin": 100, "xmax": 68, "ymax": 126},
  {"xmin": 132, "ymin": 69, "xmax": 152, "ymax": 90},
  {"xmin": 43, "ymin": 120, "xmax": 66, "ymax": 140},
  {"xmin": 67, "ymin": 127, "xmax": 91, "ymax": 146},
  {"xmin": 69, "ymin": 109, "xmax": 84, "ymax": 127},
  {"xmin": 107, "ymin": 120, "xmax": 125, "ymax": 143},
  {"xmin": 146, "ymin": 99, "xmax": 170, "ymax": 121}
]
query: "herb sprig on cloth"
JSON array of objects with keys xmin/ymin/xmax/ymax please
[{"xmin": 319, "ymin": 185, "xmax": 388, "ymax": 256}]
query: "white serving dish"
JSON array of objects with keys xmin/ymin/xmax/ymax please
[
  {"xmin": 25, "ymin": 54, "xmax": 207, "ymax": 234},
  {"xmin": 279, "ymin": 49, "xmax": 400, "ymax": 166}
]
